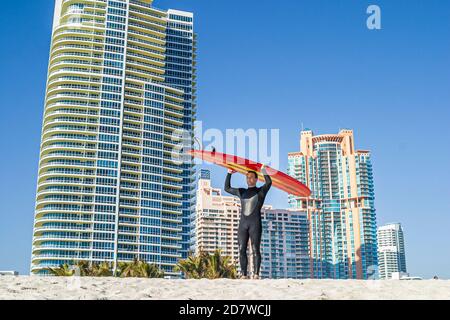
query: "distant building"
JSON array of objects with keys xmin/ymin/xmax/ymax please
[
  {"xmin": 377, "ymin": 223, "xmax": 407, "ymax": 279},
  {"xmin": 260, "ymin": 206, "xmax": 310, "ymax": 279},
  {"xmin": 391, "ymin": 272, "xmax": 409, "ymax": 280},
  {"xmin": 0, "ymin": 271, "xmax": 19, "ymax": 276}
]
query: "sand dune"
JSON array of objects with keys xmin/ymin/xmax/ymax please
[{"xmin": 0, "ymin": 276, "xmax": 449, "ymax": 300}]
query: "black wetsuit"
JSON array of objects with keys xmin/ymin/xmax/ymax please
[{"xmin": 224, "ymin": 170, "xmax": 272, "ymax": 276}]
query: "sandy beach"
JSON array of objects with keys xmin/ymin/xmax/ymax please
[{"xmin": 0, "ymin": 276, "xmax": 449, "ymax": 300}]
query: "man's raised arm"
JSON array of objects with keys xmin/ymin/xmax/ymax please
[
  {"xmin": 260, "ymin": 165, "xmax": 272, "ymax": 195},
  {"xmin": 224, "ymin": 169, "xmax": 240, "ymax": 197}
]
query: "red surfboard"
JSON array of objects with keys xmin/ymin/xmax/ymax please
[{"xmin": 188, "ymin": 150, "xmax": 311, "ymax": 197}]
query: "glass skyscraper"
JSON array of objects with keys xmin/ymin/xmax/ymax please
[
  {"xmin": 288, "ymin": 129, "xmax": 378, "ymax": 279},
  {"xmin": 31, "ymin": 0, "xmax": 196, "ymax": 277}
]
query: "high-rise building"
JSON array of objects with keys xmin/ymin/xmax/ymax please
[
  {"xmin": 193, "ymin": 170, "xmax": 241, "ymax": 266},
  {"xmin": 377, "ymin": 223, "xmax": 407, "ymax": 279},
  {"xmin": 31, "ymin": 0, "xmax": 196, "ymax": 277},
  {"xmin": 288, "ymin": 129, "xmax": 378, "ymax": 279},
  {"xmin": 260, "ymin": 206, "xmax": 310, "ymax": 279}
]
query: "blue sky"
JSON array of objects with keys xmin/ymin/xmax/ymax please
[{"xmin": 0, "ymin": 0, "xmax": 449, "ymax": 279}]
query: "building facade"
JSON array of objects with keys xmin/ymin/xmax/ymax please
[
  {"xmin": 260, "ymin": 207, "xmax": 310, "ymax": 279},
  {"xmin": 31, "ymin": 0, "xmax": 196, "ymax": 277},
  {"xmin": 377, "ymin": 223, "xmax": 407, "ymax": 279},
  {"xmin": 288, "ymin": 129, "xmax": 378, "ymax": 279}
]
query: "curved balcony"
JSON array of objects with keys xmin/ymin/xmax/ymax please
[
  {"xmin": 48, "ymin": 60, "xmax": 103, "ymax": 75},
  {"xmin": 34, "ymin": 196, "xmax": 94, "ymax": 208},
  {"xmin": 33, "ymin": 224, "xmax": 95, "ymax": 234},
  {"xmin": 43, "ymin": 110, "xmax": 98, "ymax": 122},
  {"xmin": 52, "ymin": 28, "xmax": 105, "ymax": 43},
  {"xmin": 48, "ymin": 67, "xmax": 102, "ymax": 80},
  {"xmin": 36, "ymin": 188, "xmax": 94, "ymax": 198},
  {"xmin": 41, "ymin": 124, "xmax": 98, "ymax": 138},
  {"xmin": 38, "ymin": 165, "xmax": 94, "ymax": 181}
]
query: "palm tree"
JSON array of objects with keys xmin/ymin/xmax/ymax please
[
  {"xmin": 46, "ymin": 263, "xmax": 74, "ymax": 276},
  {"xmin": 116, "ymin": 259, "xmax": 138, "ymax": 277},
  {"xmin": 176, "ymin": 249, "xmax": 238, "ymax": 279},
  {"xmin": 116, "ymin": 258, "xmax": 164, "ymax": 278},
  {"xmin": 47, "ymin": 259, "xmax": 162, "ymax": 278},
  {"xmin": 206, "ymin": 249, "xmax": 238, "ymax": 279},
  {"xmin": 93, "ymin": 261, "xmax": 114, "ymax": 277},
  {"xmin": 175, "ymin": 251, "xmax": 208, "ymax": 279},
  {"xmin": 137, "ymin": 261, "xmax": 165, "ymax": 278},
  {"xmin": 47, "ymin": 261, "xmax": 114, "ymax": 277},
  {"xmin": 73, "ymin": 260, "xmax": 90, "ymax": 276}
]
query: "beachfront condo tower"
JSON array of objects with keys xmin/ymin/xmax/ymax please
[
  {"xmin": 377, "ymin": 223, "xmax": 407, "ymax": 279},
  {"xmin": 288, "ymin": 129, "xmax": 378, "ymax": 279},
  {"xmin": 31, "ymin": 0, "xmax": 196, "ymax": 277}
]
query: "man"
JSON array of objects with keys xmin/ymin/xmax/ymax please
[{"xmin": 224, "ymin": 165, "xmax": 272, "ymax": 279}]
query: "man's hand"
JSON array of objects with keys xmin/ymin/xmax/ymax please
[{"xmin": 228, "ymin": 168, "xmax": 237, "ymax": 174}]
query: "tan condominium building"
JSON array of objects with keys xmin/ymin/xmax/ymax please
[{"xmin": 192, "ymin": 170, "xmax": 241, "ymax": 266}]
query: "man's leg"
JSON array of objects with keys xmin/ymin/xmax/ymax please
[
  {"xmin": 238, "ymin": 221, "xmax": 250, "ymax": 277},
  {"xmin": 249, "ymin": 222, "xmax": 262, "ymax": 278}
]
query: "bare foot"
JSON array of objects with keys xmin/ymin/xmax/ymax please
[
  {"xmin": 239, "ymin": 275, "xmax": 249, "ymax": 280},
  {"xmin": 252, "ymin": 274, "xmax": 260, "ymax": 280}
]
